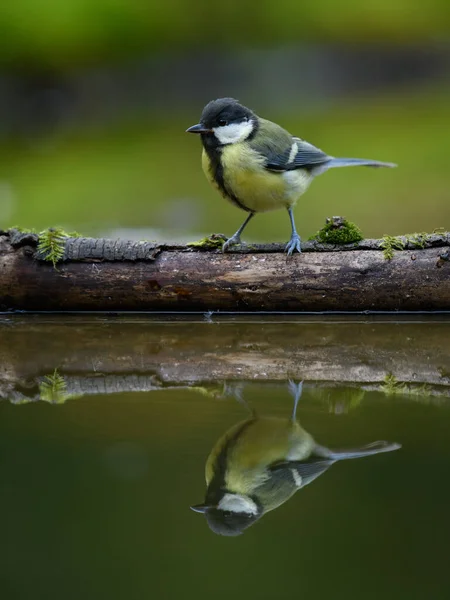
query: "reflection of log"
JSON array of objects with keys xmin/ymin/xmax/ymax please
[
  {"xmin": 1, "ymin": 230, "xmax": 449, "ymax": 311},
  {"xmin": 1, "ymin": 320, "xmax": 448, "ymax": 400},
  {"xmin": 3, "ymin": 376, "xmax": 449, "ymax": 405}
]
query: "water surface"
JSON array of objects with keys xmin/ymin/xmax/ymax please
[{"xmin": 0, "ymin": 317, "xmax": 449, "ymax": 600}]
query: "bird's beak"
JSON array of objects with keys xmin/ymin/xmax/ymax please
[
  {"xmin": 186, "ymin": 123, "xmax": 212, "ymax": 134},
  {"xmin": 190, "ymin": 504, "xmax": 209, "ymax": 513}
]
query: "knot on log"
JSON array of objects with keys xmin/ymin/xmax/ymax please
[{"xmin": 5, "ymin": 229, "xmax": 39, "ymax": 248}]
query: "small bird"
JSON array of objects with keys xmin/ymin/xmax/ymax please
[
  {"xmin": 191, "ymin": 382, "xmax": 401, "ymax": 536},
  {"xmin": 187, "ymin": 98, "xmax": 396, "ymax": 254}
]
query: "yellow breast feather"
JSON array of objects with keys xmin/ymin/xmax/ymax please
[
  {"xmin": 224, "ymin": 418, "xmax": 311, "ymax": 495},
  {"xmin": 203, "ymin": 144, "xmax": 312, "ymax": 213},
  {"xmin": 221, "ymin": 144, "xmax": 287, "ymax": 212}
]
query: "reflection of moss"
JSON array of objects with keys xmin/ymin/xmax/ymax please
[
  {"xmin": 37, "ymin": 228, "xmax": 80, "ymax": 267},
  {"xmin": 188, "ymin": 382, "xmax": 245, "ymax": 401},
  {"xmin": 381, "ymin": 373, "xmax": 431, "ymax": 397},
  {"xmin": 10, "ymin": 396, "xmax": 36, "ymax": 405},
  {"xmin": 382, "ymin": 373, "xmax": 405, "ymax": 395},
  {"xmin": 308, "ymin": 216, "xmax": 363, "ymax": 244},
  {"xmin": 328, "ymin": 388, "xmax": 365, "ymax": 414},
  {"xmin": 405, "ymin": 232, "xmax": 429, "ymax": 249},
  {"xmin": 379, "ymin": 235, "xmax": 404, "ymax": 260},
  {"xmin": 39, "ymin": 369, "xmax": 78, "ymax": 404},
  {"xmin": 438, "ymin": 366, "xmax": 450, "ymax": 379},
  {"xmin": 308, "ymin": 386, "xmax": 365, "ymax": 414},
  {"xmin": 187, "ymin": 385, "xmax": 219, "ymax": 397},
  {"xmin": 187, "ymin": 233, "xmax": 226, "ymax": 250}
]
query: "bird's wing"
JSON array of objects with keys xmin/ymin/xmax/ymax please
[
  {"xmin": 250, "ymin": 119, "xmax": 330, "ymax": 172},
  {"xmin": 254, "ymin": 458, "xmax": 334, "ymax": 513},
  {"xmin": 253, "ymin": 467, "xmax": 300, "ymax": 512},
  {"xmin": 265, "ymin": 137, "xmax": 331, "ymax": 172}
]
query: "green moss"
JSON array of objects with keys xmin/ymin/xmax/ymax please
[
  {"xmin": 379, "ymin": 235, "xmax": 405, "ymax": 260},
  {"xmin": 37, "ymin": 227, "xmax": 80, "ymax": 267},
  {"xmin": 308, "ymin": 216, "xmax": 363, "ymax": 245},
  {"xmin": 9, "ymin": 225, "xmax": 38, "ymax": 234},
  {"xmin": 380, "ymin": 230, "xmax": 449, "ymax": 259},
  {"xmin": 187, "ymin": 233, "xmax": 226, "ymax": 250}
]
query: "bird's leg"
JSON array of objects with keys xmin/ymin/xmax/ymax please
[
  {"xmin": 219, "ymin": 382, "xmax": 245, "ymax": 403},
  {"xmin": 288, "ymin": 380, "xmax": 303, "ymax": 421},
  {"xmin": 285, "ymin": 207, "xmax": 302, "ymax": 255},
  {"xmin": 219, "ymin": 382, "xmax": 256, "ymax": 417},
  {"xmin": 234, "ymin": 385, "xmax": 257, "ymax": 418},
  {"xmin": 222, "ymin": 212, "xmax": 254, "ymax": 252}
]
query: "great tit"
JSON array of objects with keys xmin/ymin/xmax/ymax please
[
  {"xmin": 187, "ymin": 98, "xmax": 396, "ymax": 254},
  {"xmin": 191, "ymin": 382, "xmax": 400, "ymax": 536}
]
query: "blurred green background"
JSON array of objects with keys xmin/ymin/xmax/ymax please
[{"xmin": 0, "ymin": 1, "xmax": 449, "ymax": 241}]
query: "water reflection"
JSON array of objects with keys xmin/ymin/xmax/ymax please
[
  {"xmin": 1, "ymin": 317, "xmax": 449, "ymax": 600},
  {"xmin": 192, "ymin": 382, "xmax": 401, "ymax": 536}
]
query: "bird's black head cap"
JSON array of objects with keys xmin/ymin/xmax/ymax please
[
  {"xmin": 200, "ymin": 98, "xmax": 255, "ymax": 130},
  {"xmin": 204, "ymin": 507, "xmax": 260, "ymax": 537}
]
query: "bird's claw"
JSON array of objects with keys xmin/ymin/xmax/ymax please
[
  {"xmin": 222, "ymin": 235, "xmax": 242, "ymax": 253},
  {"xmin": 288, "ymin": 379, "xmax": 303, "ymax": 395},
  {"xmin": 285, "ymin": 233, "xmax": 302, "ymax": 255}
]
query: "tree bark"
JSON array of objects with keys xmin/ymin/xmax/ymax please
[{"xmin": 1, "ymin": 229, "xmax": 449, "ymax": 312}]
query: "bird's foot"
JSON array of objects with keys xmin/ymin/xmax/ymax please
[
  {"xmin": 285, "ymin": 233, "xmax": 302, "ymax": 255},
  {"xmin": 288, "ymin": 380, "xmax": 303, "ymax": 400},
  {"xmin": 288, "ymin": 380, "xmax": 303, "ymax": 420},
  {"xmin": 219, "ymin": 382, "xmax": 245, "ymax": 403},
  {"xmin": 222, "ymin": 235, "xmax": 242, "ymax": 253}
]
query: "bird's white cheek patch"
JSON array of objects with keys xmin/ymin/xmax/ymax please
[
  {"xmin": 213, "ymin": 120, "xmax": 254, "ymax": 145},
  {"xmin": 218, "ymin": 493, "xmax": 258, "ymax": 515}
]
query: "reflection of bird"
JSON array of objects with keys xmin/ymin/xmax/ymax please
[
  {"xmin": 187, "ymin": 98, "xmax": 396, "ymax": 254},
  {"xmin": 191, "ymin": 382, "xmax": 400, "ymax": 536}
]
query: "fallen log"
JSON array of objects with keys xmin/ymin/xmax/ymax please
[
  {"xmin": 0, "ymin": 228, "xmax": 449, "ymax": 312},
  {"xmin": 1, "ymin": 318, "xmax": 449, "ymax": 403}
]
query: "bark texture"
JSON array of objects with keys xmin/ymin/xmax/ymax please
[{"xmin": 1, "ymin": 229, "xmax": 449, "ymax": 312}]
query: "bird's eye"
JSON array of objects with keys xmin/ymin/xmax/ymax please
[{"xmin": 218, "ymin": 119, "xmax": 228, "ymax": 126}]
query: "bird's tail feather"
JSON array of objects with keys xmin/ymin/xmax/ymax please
[
  {"xmin": 327, "ymin": 440, "xmax": 401, "ymax": 460},
  {"xmin": 326, "ymin": 157, "xmax": 397, "ymax": 169}
]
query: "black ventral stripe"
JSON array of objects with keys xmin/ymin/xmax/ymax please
[
  {"xmin": 203, "ymin": 140, "xmax": 251, "ymax": 213},
  {"xmin": 205, "ymin": 419, "xmax": 256, "ymax": 504}
]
